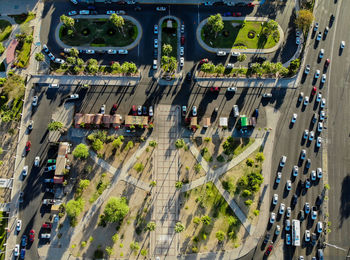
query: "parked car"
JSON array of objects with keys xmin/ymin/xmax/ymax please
[
  {"xmin": 304, "ymin": 65, "xmax": 310, "ymax": 74},
  {"xmin": 216, "ymin": 51, "xmax": 227, "ymax": 56},
  {"xmin": 292, "ymin": 194, "xmax": 298, "ymax": 206},
  {"xmin": 311, "ymin": 206, "xmax": 318, "ymax": 220},
  {"xmin": 227, "ymin": 87, "xmax": 237, "ymax": 92},
  {"xmin": 279, "ymin": 203, "xmax": 285, "ymax": 215},
  {"xmin": 21, "ymin": 235, "xmax": 27, "ymax": 247},
  {"xmin": 25, "ymin": 141, "xmax": 31, "ymax": 152},
  {"xmin": 22, "ymin": 165, "xmax": 28, "ymax": 177},
  {"xmin": 265, "ymin": 244, "xmax": 273, "ymax": 256},
  {"xmin": 85, "ymin": 49, "xmax": 95, "ymax": 54},
  {"xmin": 233, "ymin": 105, "xmax": 239, "ymax": 117},
  {"xmin": 107, "ymin": 49, "xmax": 117, "ymax": 54},
  {"xmin": 181, "ymin": 36, "xmax": 185, "ymax": 45},
  {"xmin": 280, "ymin": 155, "xmax": 287, "ymax": 167},
  {"xmin": 286, "ymin": 207, "xmax": 291, "ymax": 217},
  {"xmin": 192, "ymin": 106, "xmax": 197, "ymax": 116},
  {"xmin": 180, "ymin": 24, "xmax": 185, "ymax": 33},
  {"xmin": 303, "ymin": 129, "xmax": 309, "ymax": 140},
  {"xmin": 43, "ymin": 199, "xmax": 56, "ymax": 205},
  {"xmin": 293, "ymin": 165, "xmax": 299, "ymax": 176},
  {"xmin": 42, "ymin": 222, "xmax": 52, "ymax": 229},
  {"xmin": 100, "ymin": 104, "xmax": 106, "ymax": 114},
  {"xmin": 42, "ymin": 44, "xmax": 49, "ymax": 53},
  {"xmin": 321, "ymin": 74, "xmax": 326, "ymax": 83},
  {"xmin": 316, "ymin": 32, "xmax": 322, "ymax": 41},
  {"xmin": 286, "ymin": 233, "xmax": 291, "ymax": 245},
  {"xmin": 340, "ymin": 41, "xmax": 345, "ymax": 49},
  {"xmin": 320, "ymin": 110, "xmax": 325, "ymax": 121},
  {"xmin": 153, "ymin": 59, "xmax": 157, "ymax": 70},
  {"xmin": 32, "ymin": 96, "xmax": 38, "ymax": 106},
  {"xmin": 318, "ymin": 122, "xmax": 323, "ymax": 132},
  {"xmin": 48, "ymin": 52, "xmax": 55, "ymax": 61},
  {"xmin": 182, "ymin": 106, "xmax": 187, "ymax": 116},
  {"xmin": 142, "ymin": 106, "xmax": 147, "ymax": 115},
  {"xmin": 149, "ymin": 106, "xmax": 153, "ymax": 117},
  {"xmin": 68, "ymin": 10, "xmax": 77, "ymax": 16},
  {"xmin": 29, "ymin": 229, "xmax": 35, "ymax": 242},
  {"xmin": 199, "ymin": 58, "xmax": 209, "ymax": 64},
  {"xmin": 298, "ymin": 92, "xmax": 304, "ymax": 102},
  {"xmin": 67, "ymin": 94, "xmax": 79, "ymax": 100},
  {"xmin": 118, "ymin": 49, "xmax": 128, "ymax": 54},
  {"xmin": 14, "ymin": 244, "xmax": 20, "ymax": 256},
  {"xmin": 154, "ymin": 24, "xmax": 158, "ymax": 34},
  {"xmin": 137, "ymin": 106, "xmax": 142, "ymax": 116},
  {"xmin": 272, "ymin": 194, "xmax": 278, "ymax": 205},
  {"xmin": 291, "ymin": 113, "xmax": 297, "ymax": 123},
  {"xmin": 20, "ymin": 249, "xmax": 26, "ymax": 259},
  {"xmin": 276, "ymin": 172, "xmax": 281, "ymax": 184},
  {"xmin": 311, "ymin": 170, "xmax": 317, "ymax": 181},
  {"xmin": 320, "ymin": 98, "xmax": 326, "ymax": 108},
  {"xmin": 19, "ymin": 192, "xmax": 24, "ymax": 203},
  {"xmin": 180, "ymin": 46, "xmax": 184, "ymax": 56},
  {"xmin": 304, "ymin": 96, "xmax": 309, "ymax": 106},
  {"xmin": 309, "ymin": 131, "xmax": 314, "ymax": 141},
  {"xmin": 16, "ymin": 220, "xmax": 22, "ymax": 231},
  {"xmin": 317, "ymin": 168, "xmax": 323, "ymax": 178},
  {"xmin": 180, "ymin": 57, "xmax": 184, "ymax": 67},
  {"xmin": 34, "ymin": 156, "xmax": 40, "ymax": 167},
  {"xmin": 305, "ymin": 202, "xmax": 311, "ymax": 214},
  {"xmin": 156, "ymin": 6, "xmax": 166, "ymax": 11},
  {"xmin": 319, "ymin": 49, "xmax": 324, "ymax": 59},
  {"xmin": 270, "ymin": 212, "xmax": 276, "ymax": 223},
  {"xmin": 286, "ymin": 180, "xmax": 292, "ymax": 191},
  {"xmin": 311, "ymin": 233, "xmax": 317, "ymax": 246},
  {"xmin": 317, "ymin": 221, "xmax": 323, "ymax": 233},
  {"xmin": 305, "ymin": 230, "xmax": 311, "ymax": 242},
  {"xmin": 41, "ymin": 233, "xmax": 51, "ymax": 239},
  {"xmin": 106, "ymin": 10, "xmax": 116, "ymax": 14},
  {"xmin": 275, "ymin": 225, "xmax": 281, "ymax": 235},
  {"xmin": 317, "ymin": 137, "xmax": 322, "ymax": 147},
  {"xmin": 132, "ymin": 105, "xmax": 137, "ymax": 116},
  {"xmin": 79, "ymin": 10, "xmax": 90, "ymax": 15}
]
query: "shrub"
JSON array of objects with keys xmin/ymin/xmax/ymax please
[
  {"xmin": 133, "ymin": 162, "xmax": 144, "ymax": 173},
  {"xmin": 112, "ymin": 233, "xmax": 119, "ymax": 243},
  {"xmin": 242, "ymin": 189, "xmax": 252, "ymax": 197},
  {"xmin": 246, "ymin": 158, "xmax": 254, "ymax": 166},
  {"xmin": 192, "ymin": 246, "xmax": 199, "ymax": 253},
  {"xmin": 73, "ymin": 144, "xmax": 89, "ymax": 159},
  {"xmin": 89, "ymin": 236, "xmax": 94, "ymax": 242},
  {"xmin": 149, "ymin": 140, "xmax": 157, "ymax": 147},
  {"xmin": 175, "ymin": 181, "xmax": 183, "ymax": 189},
  {"xmin": 245, "ymin": 199, "xmax": 253, "ymax": 206},
  {"xmin": 193, "ymin": 217, "xmax": 201, "ymax": 225},
  {"xmin": 201, "ymin": 215, "xmax": 211, "ymax": 225},
  {"xmin": 81, "ymin": 241, "xmax": 87, "ymax": 247},
  {"xmin": 105, "ymin": 246, "xmax": 113, "ymax": 256},
  {"xmin": 204, "ymin": 137, "xmax": 211, "ymax": 142},
  {"xmin": 130, "ymin": 241, "xmax": 140, "ymax": 252},
  {"xmin": 194, "ymin": 163, "xmax": 202, "ymax": 173},
  {"xmin": 146, "ymin": 221, "xmax": 156, "ymax": 231},
  {"xmin": 149, "ymin": 181, "xmax": 157, "ymax": 187},
  {"xmin": 175, "ymin": 222, "xmax": 185, "ymax": 233},
  {"xmin": 125, "ymin": 140, "xmax": 134, "ymax": 150},
  {"xmin": 228, "ymin": 216, "xmax": 238, "ymax": 227},
  {"xmin": 253, "ymin": 210, "xmax": 260, "ymax": 216},
  {"xmin": 217, "ymin": 155, "xmax": 225, "ymax": 162},
  {"xmin": 255, "ymin": 152, "xmax": 265, "ymax": 162},
  {"xmin": 140, "ymin": 249, "xmax": 148, "ymax": 256},
  {"xmin": 216, "ymin": 230, "xmax": 225, "ymax": 242},
  {"xmin": 175, "ymin": 138, "xmax": 185, "ymax": 148}
]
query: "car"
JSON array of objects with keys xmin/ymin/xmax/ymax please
[
  {"xmin": 286, "ymin": 233, "xmax": 291, "ymax": 245},
  {"xmin": 286, "ymin": 207, "xmax": 291, "ymax": 218},
  {"xmin": 153, "ymin": 59, "xmax": 157, "ymax": 70},
  {"xmin": 292, "ymin": 194, "xmax": 298, "ymax": 206},
  {"xmin": 226, "ymin": 63, "xmax": 234, "ymax": 69},
  {"xmin": 19, "ymin": 191, "xmax": 24, "ymax": 203},
  {"xmin": 272, "ymin": 194, "xmax": 278, "ymax": 205},
  {"xmin": 293, "ymin": 165, "xmax": 299, "ymax": 176},
  {"xmin": 48, "ymin": 52, "xmax": 55, "ymax": 61},
  {"xmin": 43, "ymin": 199, "xmax": 56, "ymax": 205},
  {"xmin": 42, "ymin": 44, "xmax": 49, "ymax": 53},
  {"xmin": 279, "ymin": 203, "xmax": 285, "ymax": 215},
  {"xmin": 276, "ymin": 172, "xmax": 282, "ymax": 184},
  {"xmin": 210, "ymin": 87, "xmax": 220, "ymax": 92},
  {"xmin": 21, "ymin": 235, "xmax": 27, "ymax": 246},
  {"xmin": 304, "ymin": 64, "xmax": 310, "ymax": 74},
  {"xmin": 14, "ymin": 244, "xmax": 20, "ymax": 256},
  {"xmin": 309, "ymin": 131, "xmax": 314, "ymax": 141},
  {"xmin": 298, "ymin": 92, "xmax": 304, "ymax": 102},
  {"xmin": 181, "ymin": 106, "xmax": 187, "ymax": 117},
  {"xmin": 223, "ymin": 11, "xmax": 231, "ymax": 17},
  {"xmin": 300, "ymin": 149, "xmax": 306, "ymax": 160},
  {"xmin": 252, "ymin": 56, "xmax": 267, "ymax": 63},
  {"xmin": 25, "ymin": 141, "xmax": 31, "ymax": 152},
  {"xmin": 296, "ymin": 30, "xmax": 301, "ymax": 37},
  {"xmin": 319, "ymin": 49, "xmax": 324, "ymax": 59},
  {"xmin": 107, "ymin": 49, "xmax": 117, "ymax": 54},
  {"xmin": 180, "ymin": 57, "xmax": 184, "ymax": 67},
  {"xmin": 180, "ymin": 24, "xmax": 185, "ymax": 34},
  {"xmin": 32, "ymin": 96, "xmax": 38, "ymax": 106},
  {"xmin": 321, "ymin": 74, "xmax": 326, "ymax": 83},
  {"xmin": 106, "ymin": 10, "xmax": 115, "ymax": 14},
  {"xmin": 311, "ymin": 206, "xmax": 318, "ymax": 220},
  {"xmin": 271, "ymin": 225, "xmax": 280, "ymax": 237},
  {"xmin": 306, "ymin": 159, "xmax": 311, "ymax": 169},
  {"xmin": 311, "ymin": 114, "xmax": 317, "ymax": 125},
  {"xmin": 286, "ymin": 220, "xmax": 291, "ymax": 231},
  {"xmin": 319, "ymin": 111, "xmax": 325, "ymax": 122},
  {"xmin": 324, "ymin": 58, "xmax": 330, "ymax": 68},
  {"xmin": 317, "ymin": 137, "xmax": 322, "ymax": 147},
  {"xmin": 330, "ymin": 14, "xmax": 335, "ymax": 22},
  {"xmin": 318, "ymin": 122, "xmax": 323, "ymax": 132},
  {"xmin": 310, "ymin": 170, "xmax": 316, "ymax": 181},
  {"xmin": 153, "ymin": 48, "xmax": 158, "ymax": 58},
  {"xmin": 21, "ymin": 165, "xmax": 28, "ymax": 178},
  {"xmin": 227, "ymin": 87, "xmax": 237, "ymax": 92},
  {"xmin": 42, "ymin": 222, "xmax": 52, "ymax": 229},
  {"xmin": 63, "ymin": 48, "xmax": 71, "ymax": 54},
  {"xmin": 314, "ymin": 22, "xmax": 319, "ymax": 31},
  {"xmin": 20, "ymin": 249, "xmax": 26, "ymax": 259},
  {"xmin": 48, "ymin": 83, "xmax": 59, "ymax": 89},
  {"xmin": 305, "ymin": 179, "xmax": 311, "ymax": 189},
  {"xmin": 316, "ymin": 92, "xmax": 322, "ymax": 102},
  {"xmin": 217, "ymin": 51, "xmax": 226, "ymax": 56},
  {"xmin": 324, "ymin": 26, "xmax": 329, "ymax": 36},
  {"xmin": 317, "ymin": 168, "xmax": 323, "ymax": 178},
  {"xmin": 181, "ymin": 36, "xmax": 185, "ymax": 45},
  {"xmin": 192, "ymin": 106, "xmax": 197, "ymax": 116},
  {"xmin": 34, "ymin": 156, "xmax": 40, "ymax": 167},
  {"xmin": 311, "ymin": 233, "xmax": 317, "ymax": 246},
  {"xmin": 299, "ymin": 210, "xmax": 305, "ymax": 221},
  {"xmin": 340, "ymin": 41, "xmax": 345, "ymax": 49},
  {"xmin": 263, "ymin": 233, "xmax": 271, "ymax": 244},
  {"xmin": 180, "ymin": 47, "xmax": 184, "ymax": 56},
  {"xmin": 116, "ymin": 10, "xmax": 126, "ymax": 15},
  {"xmin": 152, "ymin": 24, "xmax": 158, "ymax": 35},
  {"xmin": 156, "ymin": 6, "xmax": 166, "ymax": 11},
  {"xmin": 320, "ymin": 98, "xmax": 326, "ymax": 108},
  {"xmin": 304, "ymin": 96, "xmax": 309, "ymax": 106},
  {"xmin": 136, "ymin": 105, "xmax": 141, "ymax": 116},
  {"xmin": 67, "ymin": 94, "xmax": 79, "ymax": 100},
  {"xmin": 199, "ymin": 58, "xmax": 209, "ymax": 64},
  {"xmin": 262, "ymin": 93, "xmax": 272, "ymax": 98},
  {"xmin": 311, "ymin": 86, "xmax": 317, "ymax": 95},
  {"xmin": 317, "ymin": 221, "xmax": 323, "ymax": 233},
  {"xmin": 291, "ymin": 113, "xmax": 297, "ymax": 123},
  {"xmin": 316, "ymin": 32, "xmax": 322, "ymax": 41},
  {"xmin": 44, "ymin": 165, "xmax": 56, "ymax": 172},
  {"xmin": 142, "ymin": 106, "xmax": 147, "ymax": 115},
  {"xmin": 303, "ymin": 129, "xmax": 309, "ymax": 140},
  {"xmin": 16, "ymin": 220, "xmax": 22, "ymax": 231},
  {"xmin": 305, "ymin": 203, "xmax": 311, "ymax": 214},
  {"xmin": 305, "ymin": 230, "xmax": 311, "ymax": 242},
  {"xmin": 270, "ymin": 212, "xmax": 276, "ymax": 223},
  {"xmin": 286, "ymin": 180, "xmax": 292, "ymax": 191},
  {"xmin": 87, "ymin": 5, "xmax": 96, "ymax": 10},
  {"xmin": 318, "ymin": 250, "xmax": 324, "ymax": 260},
  {"xmin": 314, "ymin": 70, "xmax": 320, "ymax": 78},
  {"xmin": 186, "ymin": 71, "xmax": 192, "ymax": 81},
  {"xmin": 45, "ymin": 188, "xmax": 54, "ymax": 193},
  {"xmin": 98, "ymin": 104, "xmax": 105, "ymax": 115},
  {"xmin": 79, "ymin": 10, "xmax": 90, "ymax": 15},
  {"xmin": 233, "ymin": 12, "xmax": 242, "ymax": 17},
  {"xmin": 296, "ymin": 37, "xmax": 301, "ymax": 45},
  {"xmin": 265, "ymin": 244, "xmax": 273, "ymax": 256},
  {"xmin": 118, "ymin": 49, "xmax": 128, "ymax": 54},
  {"xmin": 68, "ymin": 10, "xmax": 77, "ymax": 16},
  {"xmin": 131, "ymin": 105, "xmax": 137, "ymax": 116},
  {"xmin": 154, "ymin": 39, "xmax": 158, "ymax": 48},
  {"xmin": 85, "ymin": 49, "xmax": 95, "ymax": 54},
  {"xmin": 29, "ymin": 229, "xmax": 35, "ymax": 242},
  {"xmin": 41, "ymin": 233, "xmax": 51, "ymax": 239}
]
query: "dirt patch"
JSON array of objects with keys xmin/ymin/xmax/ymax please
[
  {"xmin": 70, "ymin": 181, "xmax": 151, "ymax": 259},
  {"xmin": 127, "ymin": 145, "xmax": 155, "ymax": 183},
  {"xmin": 179, "ymin": 182, "xmax": 249, "ymax": 253}
]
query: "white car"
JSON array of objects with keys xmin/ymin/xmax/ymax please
[
  {"xmin": 63, "ymin": 48, "xmax": 71, "ymax": 53},
  {"xmin": 316, "ymin": 32, "xmax": 322, "ymax": 41},
  {"xmin": 100, "ymin": 104, "xmax": 106, "ymax": 114},
  {"xmin": 118, "ymin": 50, "xmax": 128, "ymax": 55},
  {"xmin": 70, "ymin": 0, "xmax": 78, "ymax": 3},
  {"xmin": 286, "ymin": 207, "xmax": 291, "ymax": 217},
  {"xmin": 85, "ymin": 49, "xmax": 95, "ymax": 54},
  {"xmin": 318, "ymin": 122, "xmax": 323, "ymax": 132},
  {"xmin": 16, "ymin": 220, "xmax": 22, "ymax": 231},
  {"xmin": 154, "ymin": 39, "xmax": 158, "ymax": 48},
  {"xmin": 319, "ymin": 49, "xmax": 324, "ymax": 58},
  {"xmin": 116, "ymin": 10, "xmax": 126, "ymax": 15},
  {"xmin": 279, "ymin": 203, "xmax": 285, "ymax": 215},
  {"xmin": 22, "ymin": 165, "xmax": 28, "ymax": 177},
  {"xmin": 321, "ymin": 74, "xmax": 326, "ymax": 83},
  {"xmin": 293, "ymin": 165, "xmax": 299, "ymax": 177},
  {"xmin": 262, "ymin": 93, "xmax": 272, "ymax": 98},
  {"xmin": 156, "ymin": 6, "xmax": 166, "ymax": 11},
  {"xmin": 54, "ymin": 58, "xmax": 65, "ymax": 64},
  {"xmin": 192, "ymin": 106, "xmax": 197, "ymax": 116},
  {"xmin": 180, "ymin": 47, "xmax": 184, "ymax": 56},
  {"xmin": 316, "ymin": 93, "xmax": 322, "ymax": 102},
  {"xmin": 34, "ymin": 156, "xmax": 40, "ymax": 167},
  {"xmin": 303, "ymin": 129, "xmax": 309, "ymax": 140},
  {"xmin": 291, "ymin": 113, "xmax": 297, "ymax": 123},
  {"xmin": 68, "ymin": 11, "xmax": 77, "ymax": 16},
  {"xmin": 320, "ymin": 98, "xmax": 326, "ymax": 108},
  {"xmin": 49, "ymin": 83, "xmax": 59, "ymax": 88},
  {"xmin": 311, "ymin": 208, "xmax": 318, "ymax": 220},
  {"xmin": 180, "ymin": 57, "xmax": 184, "ymax": 67},
  {"xmin": 14, "ymin": 244, "xmax": 20, "ymax": 256},
  {"xmin": 314, "ymin": 70, "xmax": 320, "ymax": 78},
  {"xmin": 304, "ymin": 65, "xmax": 310, "ymax": 74},
  {"xmin": 32, "ymin": 96, "xmax": 38, "ymax": 106},
  {"xmin": 298, "ymin": 92, "xmax": 304, "ymax": 102},
  {"xmin": 217, "ymin": 51, "xmax": 227, "ymax": 56},
  {"xmin": 311, "ymin": 170, "xmax": 316, "ymax": 181},
  {"xmin": 270, "ymin": 212, "xmax": 276, "ymax": 223},
  {"xmin": 340, "ymin": 41, "xmax": 345, "ymax": 49},
  {"xmin": 286, "ymin": 180, "xmax": 292, "ymax": 191},
  {"xmin": 275, "ymin": 225, "xmax": 281, "ymax": 235},
  {"xmin": 107, "ymin": 49, "xmax": 117, "ymax": 54},
  {"xmin": 317, "ymin": 221, "xmax": 323, "ymax": 233},
  {"xmin": 149, "ymin": 106, "xmax": 153, "ymax": 117},
  {"xmin": 305, "ymin": 202, "xmax": 311, "ymax": 214},
  {"xmin": 317, "ymin": 137, "xmax": 322, "ymax": 147},
  {"xmin": 280, "ymin": 155, "xmax": 287, "ymax": 167},
  {"xmin": 67, "ymin": 94, "xmax": 79, "ymax": 100},
  {"xmin": 305, "ymin": 230, "xmax": 311, "ymax": 242},
  {"xmin": 227, "ymin": 87, "xmax": 237, "ymax": 92},
  {"xmin": 231, "ymin": 51, "xmax": 240, "ymax": 56},
  {"xmin": 317, "ymin": 168, "xmax": 323, "ymax": 178},
  {"xmin": 276, "ymin": 172, "xmax": 282, "ymax": 184},
  {"xmin": 106, "ymin": 10, "xmax": 115, "ymax": 14},
  {"xmin": 314, "ymin": 22, "xmax": 319, "ymax": 31},
  {"xmin": 41, "ymin": 233, "xmax": 51, "ymax": 239},
  {"xmin": 309, "ymin": 131, "xmax": 314, "ymax": 141},
  {"xmin": 300, "ymin": 149, "xmax": 306, "ymax": 160},
  {"xmin": 180, "ymin": 24, "xmax": 185, "ymax": 34},
  {"xmin": 304, "ymin": 96, "xmax": 309, "ymax": 106},
  {"xmin": 285, "ymin": 219, "xmax": 291, "ymax": 231},
  {"xmin": 272, "ymin": 194, "xmax": 278, "ymax": 205},
  {"xmin": 153, "ymin": 60, "xmax": 157, "ymax": 70},
  {"xmin": 79, "ymin": 10, "xmax": 90, "ymax": 15}
]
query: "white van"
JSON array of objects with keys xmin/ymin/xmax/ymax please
[
  {"xmin": 153, "ymin": 60, "xmax": 157, "ymax": 70},
  {"xmin": 231, "ymin": 51, "xmax": 241, "ymax": 56},
  {"xmin": 233, "ymin": 105, "xmax": 239, "ymax": 117},
  {"xmin": 280, "ymin": 156, "xmax": 287, "ymax": 167},
  {"xmin": 217, "ymin": 51, "xmax": 227, "ymax": 56}
]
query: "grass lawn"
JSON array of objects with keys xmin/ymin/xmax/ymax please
[
  {"xmin": 179, "ymin": 182, "xmax": 248, "ymax": 253},
  {"xmin": 0, "ymin": 211, "xmax": 8, "ymax": 260},
  {"xmin": 201, "ymin": 20, "xmax": 279, "ymax": 49},
  {"xmin": 0, "ymin": 20, "xmax": 12, "ymax": 42},
  {"xmin": 16, "ymin": 38, "xmax": 32, "ymax": 68},
  {"xmin": 10, "ymin": 12, "xmax": 36, "ymax": 24},
  {"xmin": 161, "ymin": 19, "xmax": 178, "ymax": 57},
  {"xmin": 60, "ymin": 19, "xmax": 137, "ymax": 47}
]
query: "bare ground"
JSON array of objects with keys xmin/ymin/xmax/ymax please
[
  {"xmin": 127, "ymin": 145, "xmax": 155, "ymax": 183},
  {"xmin": 178, "ymin": 145, "xmax": 207, "ymax": 183}
]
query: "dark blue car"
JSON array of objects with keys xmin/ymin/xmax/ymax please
[
  {"xmin": 20, "ymin": 248, "xmax": 25, "ymax": 259},
  {"xmin": 21, "ymin": 235, "xmax": 27, "ymax": 247},
  {"xmin": 223, "ymin": 12, "xmax": 231, "ymax": 17}
]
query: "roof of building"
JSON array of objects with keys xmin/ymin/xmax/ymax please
[{"xmin": 125, "ymin": 115, "xmax": 148, "ymax": 126}]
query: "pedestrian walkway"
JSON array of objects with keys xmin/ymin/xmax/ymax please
[{"xmin": 151, "ymin": 105, "xmax": 181, "ymax": 257}]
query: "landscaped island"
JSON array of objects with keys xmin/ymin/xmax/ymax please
[{"xmin": 59, "ymin": 18, "xmax": 138, "ymax": 47}]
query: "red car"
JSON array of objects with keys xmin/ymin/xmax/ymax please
[
  {"xmin": 311, "ymin": 86, "xmax": 317, "ymax": 95},
  {"xmin": 210, "ymin": 87, "xmax": 220, "ymax": 92},
  {"xmin": 29, "ymin": 229, "xmax": 35, "ymax": 242},
  {"xmin": 247, "ymin": 3, "xmax": 255, "ymax": 7},
  {"xmin": 232, "ymin": 12, "xmax": 242, "ymax": 17},
  {"xmin": 181, "ymin": 36, "xmax": 185, "ymax": 45},
  {"xmin": 111, "ymin": 104, "xmax": 117, "ymax": 114},
  {"xmin": 325, "ymin": 59, "xmax": 330, "ymax": 67},
  {"xmin": 264, "ymin": 244, "xmax": 273, "ymax": 256},
  {"xmin": 199, "ymin": 58, "xmax": 209, "ymax": 64},
  {"xmin": 132, "ymin": 105, "xmax": 137, "ymax": 116},
  {"xmin": 42, "ymin": 222, "xmax": 52, "ymax": 229},
  {"xmin": 25, "ymin": 141, "xmax": 31, "ymax": 152}
]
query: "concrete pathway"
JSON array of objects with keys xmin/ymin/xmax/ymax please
[{"xmin": 151, "ymin": 105, "xmax": 181, "ymax": 257}]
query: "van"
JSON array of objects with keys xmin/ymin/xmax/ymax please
[
  {"xmin": 153, "ymin": 60, "xmax": 157, "ymax": 70},
  {"xmin": 49, "ymin": 84, "xmax": 59, "ymax": 88},
  {"xmin": 233, "ymin": 105, "xmax": 239, "ymax": 117},
  {"xmin": 217, "ymin": 51, "xmax": 227, "ymax": 56},
  {"xmin": 280, "ymin": 156, "xmax": 287, "ymax": 167}
]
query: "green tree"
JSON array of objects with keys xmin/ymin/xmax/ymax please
[
  {"xmin": 0, "ymin": 43, "xmax": 5, "ymax": 55},
  {"xmin": 105, "ymin": 246, "xmax": 113, "ymax": 256},
  {"xmin": 161, "ymin": 56, "xmax": 177, "ymax": 73},
  {"xmin": 73, "ymin": 143, "xmax": 89, "ymax": 159},
  {"xmin": 60, "ymin": 15, "xmax": 75, "ymax": 29},
  {"xmin": 35, "ymin": 52, "xmax": 44, "ymax": 62},
  {"xmin": 237, "ymin": 54, "xmax": 247, "ymax": 62},
  {"xmin": 92, "ymin": 139, "xmax": 104, "ymax": 152},
  {"xmin": 263, "ymin": 20, "xmax": 278, "ymax": 36},
  {"xmin": 214, "ymin": 64, "xmax": 225, "ymax": 75},
  {"xmin": 76, "ymin": 58, "xmax": 84, "ymax": 67},
  {"xmin": 162, "ymin": 44, "xmax": 173, "ymax": 56},
  {"xmin": 175, "ymin": 181, "xmax": 183, "ymax": 189},
  {"xmin": 121, "ymin": 62, "xmax": 137, "ymax": 74},
  {"xmin": 66, "ymin": 56, "xmax": 76, "ymax": 65},
  {"xmin": 207, "ymin": 14, "xmax": 224, "ymax": 38},
  {"xmin": 146, "ymin": 221, "xmax": 156, "ymax": 231},
  {"xmin": 149, "ymin": 141, "xmax": 157, "ymax": 147},
  {"xmin": 174, "ymin": 222, "xmax": 185, "ymax": 233},
  {"xmin": 102, "ymin": 197, "xmax": 129, "ymax": 223},
  {"xmin": 130, "ymin": 241, "xmax": 140, "ymax": 252},
  {"xmin": 245, "ymin": 199, "xmax": 253, "ymax": 206},
  {"xmin": 201, "ymin": 215, "xmax": 211, "ymax": 225},
  {"xmin": 295, "ymin": 9, "xmax": 314, "ymax": 32},
  {"xmin": 201, "ymin": 62, "xmax": 215, "ymax": 74},
  {"xmin": 78, "ymin": 179, "xmax": 90, "ymax": 192},
  {"xmin": 288, "ymin": 58, "xmax": 300, "ymax": 75},
  {"xmin": 125, "ymin": 140, "xmax": 134, "ymax": 150},
  {"xmin": 110, "ymin": 13, "xmax": 125, "ymax": 34},
  {"xmin": 140, "ymin": 249, "xmax": 148, "ymax": 256},
  {"xmin": 112, "ymin": 137, "xmax": 123, "ymax": 149},
  {"xmin": 87, "ymin": 58, "xmax": 99, "ymax": 74},
  {"xmin": 255, "ymin": 152, "xmax": 265, "ymax": 162},
  {"xmin": 194, "ymin": 163, "xmax": 202, "ymax": 173},
  {"xmin": 216, "ymin": 230, "xmax": 225, "ymax": 242},
  {"xmin": 47, "ymin": 121, "xmax": 63, "ymax": 131},
  {"xmin": 133, "ymin": 162, "xmax": 144, "ymax": 173},
  {"xmin": 111, "ymin": 61, "xmax": 121, "ymax": 72},
  {"xmin": 66, "ymin": 198, "xmax": 84, "ymax": 219},
  {"xmin": 69, "ymin": 48, "xmax": 79, "ymax": 57}
]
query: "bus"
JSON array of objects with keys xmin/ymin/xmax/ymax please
[{"xmin": 292, "ymin": 219, "xmax": 301, "ymax": 246}]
